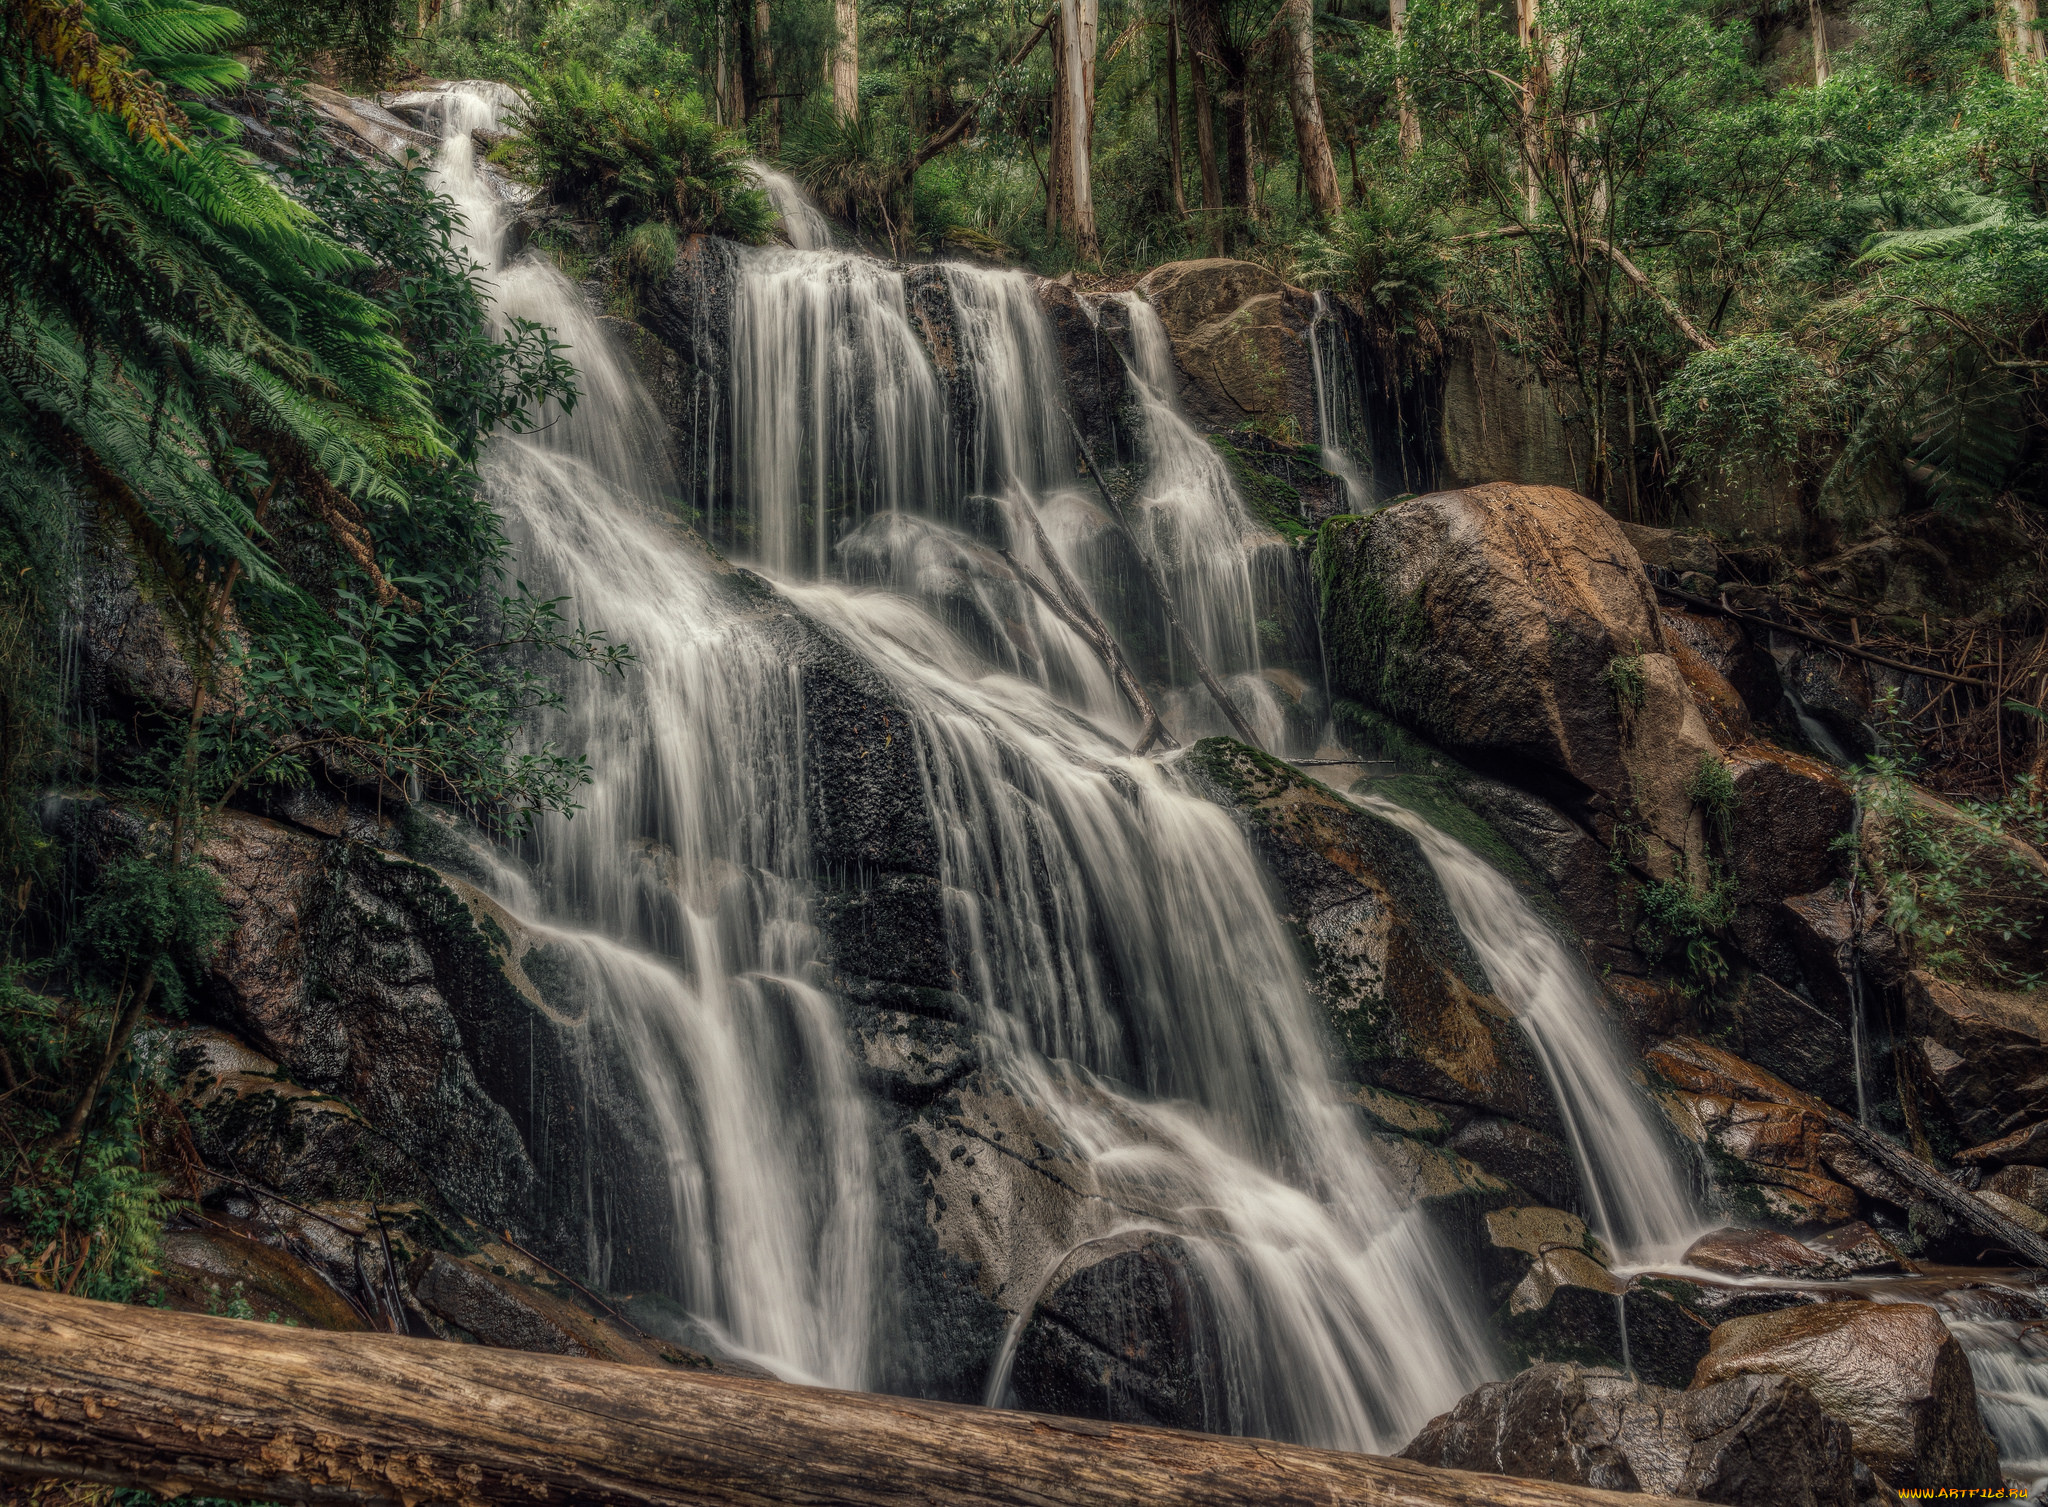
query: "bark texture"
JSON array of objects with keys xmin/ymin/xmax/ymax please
[
  {"xmin": 1047, "ymin": 0, "xmax": 1100, "ymax": 257},
  {"xmin": 0, "ymin": 1286, "xmax": 1692, "ymax": 1506},
  {"xmin": 832, "ymin": 0, "xmax": 859, "ymax": 118},
  {"xmin": 1279, "ymin": 0, "xmax": 1341, "ymax": 219}
]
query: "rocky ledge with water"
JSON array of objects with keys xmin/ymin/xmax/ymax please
[{"xmin": 57, "ymin": 78, "xmax": 2048, "ymax": 1503}]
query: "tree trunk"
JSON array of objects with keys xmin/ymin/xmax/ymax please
[
  {"xmin": 754, "ymin": 0, "xmax": 778, "ymax": 145},
  {"xmin": 1182, "ymin": 0, "xmax": 1224, "ymax": 251},
  {"xmin": 1166, "ymin": 8, "xmax": 1187, "ymax": 217},
  {"xmin": 1279, "ymin": 0, "xmax": 1340, "ymax": 220},
  {"xmin": 1808, "ymin": 0, "xmax": 1830, "ymax": 82},
  {"xmin": 1046, "ymin": 0, "xmax": 1100, "ymax": 258},
  {"xmin": 1387, "ymin": 0, "xmax": 1420, "ymax": 157},
  {"xmin": 0, "ymin": 1286, "xmax": 1683, "ymax": 1507},
  {"xmin": 832, "ymin": 0, "xmax": 859, "ymax": 119}
]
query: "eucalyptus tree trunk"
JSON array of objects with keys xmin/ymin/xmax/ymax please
[
  {"xmin": 1166, "ymin": 8, "xmax": 1187, "ymax": 217},
  {"xmin": 1047, "ymin": 0, "xmax": 1099, "ymax": 259},
  {"xmin": 1181, "ymin": 0, "xmax": 1225, "ymax": 251},
  {"xmin": 755, "ymin": 0, "xmax": 778, "ymax": 145},
  {"xmin": 832, "ymin": 0, "xmax": 859, "ymax": 119},
  {"xmin": 1279, "ymin": 0, "xmax": 1341, "ymax": 219},
  {"xmin": 1388, "ymin": 0, "xmax": 1420, "ymax": 156},
  {"xmin": 1808, "ymin": 0, "xmax": 1830, "ymax": 82}
]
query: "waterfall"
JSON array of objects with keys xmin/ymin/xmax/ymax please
[
  {"xmin": 1309, "ymin": 293, "xmax": 1372, "ymax": 511},
  {"xmin": 423, "ymin": 89, "xmax": 1495, "ymax": 1448},
  {"xmin": 751, "ymin": 161, "xmax": 836, "ymax": 250},
  {"xmin": 1353, "ymin": 794, "xmax": 1703, "ymax": 1262}
]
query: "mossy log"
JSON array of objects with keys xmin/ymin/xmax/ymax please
[{"xmin": 0, "ymin": 1286, "xmax": 1683, "ymax": 1506}]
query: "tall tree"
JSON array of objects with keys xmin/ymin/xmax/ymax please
[
  {"xmin": 1279, "ymin": 0, "xmax": 1341, "ymax": 218},
  {"xmin": 833, "ymin": 0, "xmax": 860, "ymax": 118},
  {"xmin": 1808, "ymin": 0, "xmax": 1830, "ymax": 83},
  {"xmin": 1180, "ymin": 0, "xmax": 1225, "ymax": 249},
  {"xmin": 1166, "ymin": 6, "xmax": 1187, "ymax": 217},
  {"xmin": 1389, "ymin": 0, "xmax": 1420, "ymax": 156},
  {"xmin": 1047, "ymin": 0, "xmax": 1100, "ymax": 257},
  {"xmin": 1183, "ymin": 0, "xmax": 1249, "ymax": 227},
  {"xmin": 756, "ymin": 0, "xmax": 780, "ymax": 147}
]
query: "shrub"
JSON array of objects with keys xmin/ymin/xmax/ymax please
[{"xmin": 511, "ymin": 65, "xmax": 774, "ymax": 241}]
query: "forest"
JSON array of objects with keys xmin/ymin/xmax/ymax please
[{"xmin": 1, "ymin": 0, "xmax": 2046, "ymax": 1492}]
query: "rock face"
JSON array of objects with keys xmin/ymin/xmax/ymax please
[
  {"xmin": 1400, "ymin": 1361, "xmax": 1864, "ymax": 1506},
  {"xmin": 1182, "ymin": 739, "xmax": 1555, "ymax": 1129},
  {"xmin": 1136, "ymin": 259, "xmax": 1320, "ymax": 444},
  {"xmin": 1648, "ymin": 1038, "xmax": 1861, "ymax": 1226},
  {"xmin": 1316, "ymin": 484, "xmax": 1718, "ymax": 879},
  {"xmin": 1901, "ymin": 971, "xmax": 2048, "ymax": 1145},
  {"xmin": 1692, "ymin": 1302, "xmax": 2000, "ymax": 1489}
]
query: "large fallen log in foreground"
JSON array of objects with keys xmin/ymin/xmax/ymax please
[{"xmin": 0, "ymin": 1286, "xmax": 1678, "ymax": 1506}]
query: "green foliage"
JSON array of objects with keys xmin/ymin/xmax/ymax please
[
  {"xmin": 1604, "ymin": 654, "xmax": 1646, "ymax": 734},
  {"xmin": 1296, "ymin": 191, "xmax": 1445, "ymax": 343},
  {"xmin": 1661, "ymin": 335, "xmax": 1841, "ymax": 479},
  {"xmin": 2, "ymin": 1118, "xmax": 175, "ymax": 1302},
  {"xmin": 1688, "ymin": 751, "xmax": 1738, "ymax": 840},
  {"xmin": 512, "ymin": 65, "xmax": 773, "ymax": 242},
  {"xmin": 1852, "ymin": 755, "xmax": 2048, "ymax": 989},
  {"xmin": 616, "ymin": 220, "xmax": 681, "ymax": 286},
  {"xmin": 1633, "ymin": 862, "xmax": 1739, "ymax": 986}
]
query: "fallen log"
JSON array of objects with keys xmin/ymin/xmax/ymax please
[{"xmin": 0, "ymin": 1285, "xmax": 1681, "ymax": 1506}]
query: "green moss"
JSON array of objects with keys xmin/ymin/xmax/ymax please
[
  {"xmin": 1313, "ymin": 515, "xmax": 1440, "ymax": 738},
  {"xmin": 1209, "ymin": 434, "xmax": 1311, "ymax": 539}
]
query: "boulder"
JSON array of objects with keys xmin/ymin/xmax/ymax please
[
  {"xmin": 1008, "ymin": 1231, "xmax": 1223, "ymax": 1432},
  {"xmin": 1984, "ymin": 1164, "xmax": 2048, "ymax": 1213},
  {"xmin": 1135, "ymin": 259, "xmax": 1320, "ymax": 444},
  {"xmin": 1315, "ymin": 484, "xmax": 1719, "ymax": 877},
  {"xmin": 1183, "ymin": 739, "xmax": 1556, "ymax": 1127},
  {"xmin": 1481, "ymin": 1207, "xmax": 1630, "ymax": 1372},
  {"xmin": 1802, "ymin": 1222, "xmax": 1908, "ymax": 1274},
  {"xmin": 1721, "ymin": 748, "xmax": 1854, "ymax": 983},
  {"xmin": 1709, "ymin": 972, "xmax": 1856, "ymax": 1112},
  {"xmin": 1648, "ymin": 1039, "xmax": 1860, "ymax": 1226},
  {"xmin": 1434, "ymin": 327, "xmax": 1583, "ymax": 494},
  {"xmin": 1778, "ymin": 888, "xmax": 1860, "ymax": 1020},
  {"xmin": 156, "ymin": 1227, "xmax": 368, "ymax": 1332},
  {"xmin": 407, "ymin": 1250, "xmax": 684, "ymax": 1367},
  {"xmin": 1682, "ymin": 1228, "xmax": 1843, "ymax": 1280},
  {"xmin": 1450, "ymin": 1118, "xmax": 1584, "ymax": 1211},
  {"xmin": 1901, "ymin": 971, "xmax": 2048, "ymax": 1144},
  {"xmin": 1691, "ymin": 1301, "xmax": 2000, "ymax": 1489},
  {"xmin": 1400, "ymin": 1361, "xmax": 1864, "ymax": 1506},
  {"xmin": 1033, "ymin": 279, "xmax": 1133, "ymax": 463},
  {"xmin": 1955, "ymin": 1121, "xmax": 2048, "ymax": 1169}
]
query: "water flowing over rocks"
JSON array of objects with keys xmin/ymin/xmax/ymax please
[{"xmin": 60, "ymin": 87, "xmax": 2048, "ymax": 1503}]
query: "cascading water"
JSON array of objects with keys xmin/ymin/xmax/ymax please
[
  {"xmin": 415, "ymin": 86, "xmax": 1496, "ymax": 1447},
  {"xmin": 752, "ymin": 161, "xmax": 836, "ymax": 250},
  {"xmin": 1309, "ymin": 292, "xmax": 1372, "ymax": 511},
  {"xmin": 1352, "ymin": 793, "xmax": 1702, "ymax": 1262}
]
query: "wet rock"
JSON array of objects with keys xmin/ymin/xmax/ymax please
[
  {"xmin": 1648, "ymin": 1039, "xmax": 1859, "ymax": 1226},
  {"xmin": 1481, "ymin": 1207, "xmax": 1629, "ymax": 1371},
  {"xmin": 1621, "ymin": 1276, "xmax": 1820, "ymax": 1392},
  {"xmin": 1692, "ymin": 1301, "xmax": 2000, "ymax": 1489},
  {"xmin": 192, "ymin": 812, "xmax": 334, "ymax": 1068},
  {"xmin": 1371, "ymin": 1135, "xmax": 1515, "ymax": 1260},
  {"xmin": 1659, "ymin": 607, "xmax": 1780, "ymax": 725},
  {"xmin": 1451, "ymin": 773, "xmax": 1639, "ymax": 975},
  {"xmin": 1813, "ymin": 1135, "xmax": 1916, "ymax": 1213},
  {"xmin": 1667, "ymin": 634, "xmax": 1754, "ymax": 747},
  {"xmin": 1803, "ymin": 1221, "xmax": 1909, "ymax": 1274},
  {"xmin": 837, "ymin": 513, "xmax": 1041, "ymax": 677},
  {"xmin": 1956, "ymin": 1121, "xmax": 2048, "ymax": 1169},
  {"xmin": 1435, "ymin": 327, "xmax": 1582, "ymax": 493},
  {"xmin": 815, "ymin": 873, "xmax": 953, "ymax": 991},
  {"xmin": 156, "ymin": 1227, "xmax": 368, "ymax": 1331},
  {"xmin": 1779, "ymin": 888, "xmax": 1859, "ymax": 1020},
  {"xmin": 148, "ymin": 1027, "xmax": 414, "ymax": 1208},
  {"xmin": 1034, "ymin": 279, "xmax": 1133, "ymax": 463},
  {"xmin": 1622, "ymin": 526, "xmax": 1718, "ymax": 578},
  {"xmin": 300, "ymin": 82, "xmax": 438, "ymax": 159},
  {"xmin": 1316, "ymin": 484, "xmax": 1719, "ymax": 878},
  {"xmin": 1183, "ymin": 739, "xmax": 1557, "ymax": 1127},
  {"xmin": 1682, "ymin": 1228, "xmax": 1843, "ymax": 1280},
  {"xmin": 1901, "ymin": 970, "xmax": 2048, "ymax": 1145},
  {"xmin": 1400, "ymin": 1360, "xmax": 1862, "ymax": 1506},
  {"xmin": 849, "ymin": 1004, "xmax": 975, "ymax": 1106},
  {"xmin": 1135, "ymin": 260, "xmax": 1320, "ymax": 445},
  {"xmin": 1984, "ymin": 1164, "xmax": 2048, "ymax": 1213},
  {"xmin": 408, "ymin": 1250, "xmax": 675, "ymax": 1366},
  {"xmin": 1009, "ymin": 1231, "xmax": 1223, "ymax": 1432},
  {"xmin": 1723, "ymin": 748, "xmax": 1854, "ymax": 984},
  {"xmin": 1348, "ymin": 1083, "xmax": 1453, "ymax": 1139},
  {"xmin": 1449, "ymin": 1118, "xmax": 1584, "ymax": 1211},
  {"xmin": 1709, "ymin": 972, "xmax": 1855, "ymax": 1112}
]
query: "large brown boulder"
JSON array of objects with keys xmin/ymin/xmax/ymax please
[
  {"xmin": 1315, "ymin": 484, "xmax": 1719, "ymax": 877},
  {"xmin": 1400, "ymin": 1360, "xmax": 1864, "ymax": 1505},
  {"xmin": 1901, "ymin": 971, "xmax": 2048, "ymax": 1144},
  {"xmin": 1722, "ymin": 747, "xmax": 1855, "ymax": 986},
  {"xmin": 1183, "ymin": 738, "xmax": 1557, "ymax": 1128},
  {"xmin": 1647, "ymin": 1038, "xmax": 1860, "ymax": 1225},
  {"xmin": 1691, "ymin": 1302, "xmax": 2000, "ymax": 1489},
  {"xmin": 1135, "ymin": 259, "xmax": 1319, "ymax": 443}
]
